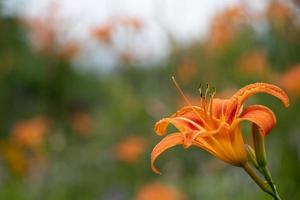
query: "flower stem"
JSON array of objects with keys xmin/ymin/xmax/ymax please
[
  {"xmin": 250, "ymin": 124, "xmax": 282, "ymax": 199},
  {"xmin": 243, "ymin": 163, "xmax": 274, "ymax": 197},
  {"xmin": 261, "ymin": 166, "xmax": 282, "ymax": 200}
]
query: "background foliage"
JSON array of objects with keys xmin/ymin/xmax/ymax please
[{"xmin": 0, "ymin": 1, "xmax": 300, "ymax": 199}]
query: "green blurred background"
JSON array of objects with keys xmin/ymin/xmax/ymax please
[{"xmin": 0, "ymin": 0, "xmax": 300, "ymax": 199}]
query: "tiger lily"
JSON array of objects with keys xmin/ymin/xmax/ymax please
[{"xmin": 151, "ymin": 79, "xmax": 289, "ymax": 174}]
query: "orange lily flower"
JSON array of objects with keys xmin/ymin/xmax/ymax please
[{"xmin": 151, "ymin": 80, "xmax": 289, "ymax": 174}]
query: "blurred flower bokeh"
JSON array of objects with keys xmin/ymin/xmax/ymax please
[{"xmin": 0, "ymin": 0, "xmax": 300, "ymax": 199}]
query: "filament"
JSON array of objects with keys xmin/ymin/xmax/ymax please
[
  {"xmin": 172, "ymin": 76, "xmax": 193, "ymax": 107},
  {"xmin": 208, "ymin": 91, "xmax": 215, "ymax": 118},
  {"xmin": 171, "ymin": 76, "xmax": 207, "ymax": 127}
]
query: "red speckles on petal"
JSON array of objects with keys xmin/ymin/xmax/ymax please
[{"xmin": 231, "ymin": 82, "xmax": 290, "ymax": 109}]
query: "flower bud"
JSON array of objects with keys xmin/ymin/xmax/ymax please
[
  {"xmin": 252, "ymin": 124, "xmax": 267, "ymax": 167},
  {"xmin": 245, "ymin": 144, "xmax": 259, "ymax": 170}
]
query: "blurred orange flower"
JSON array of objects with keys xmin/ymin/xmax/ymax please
[
  {"xmin": 91, "ymin": 23, "xmax": 113, "ymax": 43},
  {"xmin": 236, "ymin": 50, "xmax": 268, "ymax": 76},
  {"xmin": 177, "ymin": 59, "xmax": 198, "ymax": 85},
  {"xmin": 119, "ymin": 16, "xmax": 143, "ymax": 31},
  {"xmin": 71, "ymin": 112, "xmax": 94, "ymax": 137},
  {"xmin": 0, "ymin": 141, "xmax": 27, "ymax": 176},
  {"xmin": 120, "ymin": 51, "xmax": 135, "ymax": 65},
  {"xmin": 24, "ymin": 17, "xmax": 56, "ymax": 53},
  {"xmin": 216, "ymin": 87, "xmax": 237, "ymax": 99},
  {"xmin": 151, "ymin": 80, "xmax": 289, "ymax": 173},
  {"xmin": 11, "ymin": 116, "xmax": 49, "ymax": 149},
  {"xmin": 22, "ymin": 3, "xmax": 78, "ymax": 59},
  {"xmin": 91, "ymin": 16, "xmax": 143, "ymax": 44},
  {"xmin": 279, "ymin": 64, "xmax": 300, "ymax": 96},
  {"xmin": 267, "ymin": 1, "xmax": 291, "ymax": 25},
  {"xmin": 59, "ymin": 42, "xmax": 80, "ymax": 59},
  {"xmin": 115, "ymin": 136, "xmax": 147, "ymax": 163},
  {"xmin": 135, "ymin": 182, "xmax": 186, "ymax": 200},
  {"xmin": 22, "ymin": 3, "xmax": 59, "ymax": 54},
  {"xmin": 206, "ymin": 5, "xmax": 246, "ymax": 50}
]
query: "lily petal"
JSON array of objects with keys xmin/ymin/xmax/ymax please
[
  {"xmin": 154, "ymin": 106, "xmax": 207, "ymax": 135},
  {"xmin": 211, "ymin": 98, "xmax": 238, "ymax": 124},
  {"xmin": 151, "ymin": 132, "xmax": 183, "ymax": 174},
  {"xmin": 154, "ymin": 117, "xmax": 204, "ymax": 136},
  {"xmin": 240, "ymin": 105, "xmax": 276, "ymax": 136},
  {"xmin": 229, "ymin": 124, "xmax": 247, "ymax": 165},
  {"xmin": 155, "ymin": 118, "xmax": 189, "ymax": 136},
  {"xmin": 224, "ymin": 99, "xmax": 239, "ymax": 124},
  {"xmin": 231, "ymin": 82, "xmax": 290, "ymax": 109},
  {"xmin": 174, "ymin": 106, "xmax": 206, "ymax": 127},
  {"xmin": 193, "ymin": 135, "xmax": 237, "ymax": 165},
  {"xmin": 212, "ymin": 98, "xmax": 228, "ymax": 119}
]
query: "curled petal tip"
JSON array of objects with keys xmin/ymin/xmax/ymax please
[
  {"xmin": 284, "ymin": 101, "xmax": 290, "ymax": 108},
  {"xmin": 151, "ymin": 164, "xmax": 162, "ymax": 175},
  {"xmin": 280, "ymin": 91, "xmax": 290, "ymax": 108},
  {"xmin": 151, "ymin": 155, "xmax": 162, "ymax": 174},
  {"xmin": 154, "ymin": 119, "xmax": 167, "ymax": 136},
  {"xmin": 232, "ymin": 82, "xmax": 290, "ymax": 108},
  {"xmin": 240, "ymin": 105, "xmax": 276, "ymax": 136},
  {"xmin": 151, "ymin": 151, "xmax": 161, "ymax": 174},
  {"xmin": 150, "ymin": 133, "xmax": 183, "ymax": 174}
]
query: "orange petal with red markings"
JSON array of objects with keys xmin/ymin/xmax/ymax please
[
  {"xmin": 231, "ymin": 82, "xmax": 290, "ymax": 109},
  {"xmin": 224, "ymin": 99, "xmax": 239, "ymax": 124},
  {"xmin": 211, "ymin": 98, "xmax": 238, "ymax": 123},
  {"xmin": 240, "ymin": 105, "xmax": 276, "ymax": 136},
  {"xmin": 154, "ymin": 106, "xmax": 206, "ymax": 135},
  {"xmin": 173, "ymin": 106, "xmax": 206, "ymax": 127},
  {"xmin": 211, "ymin": 98, "xmax": 228, "ymax": 118},
  {"xmin": 151, "ymin": 133, "xmax": 183, "ymax": 174},
  {"xmin": 154, "ymin": 117, "xmax": 203, "ymax": 136}
]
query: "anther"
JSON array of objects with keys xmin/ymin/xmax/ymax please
[
  {"xmin": 205, "ymin": 83, "xmax": 210, "ymax": 100},
  {"xmin": 208, "ymin": 93, "xmax": 214, "ymax": 115},
  {"xmin": 212, "ymin": 87, "xmax": 216, "ymax": 93},
  {"xmin": 198, "ymin": 83, "xmax": 203, "ymax": 98},
  {"xmin": 198, "ymin": 83, "xmax": 202, "ymax": 89}
]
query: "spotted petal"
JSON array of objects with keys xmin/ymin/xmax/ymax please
[
  {"xmin": 211, "ymin": 98, "xmax": 239, "ymax": 124},
  {"xmin": 211, "ymin": 98, "xmax": 228, "ymax": 119},
  {"xmin": 231, "ymin": 82, "xmax": 290, "ymax": 109}
]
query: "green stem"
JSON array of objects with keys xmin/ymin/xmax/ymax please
[
  {"xmin": 261, "ymin": 166, "xmax": 282, "ymax": 200},
  {"xmin": 243, "ymin": 163, "xmax": 274, "ymax": 197},
  {"xmin": 251, "ymin": 124, "xmax": 282, "ymax": 199}
]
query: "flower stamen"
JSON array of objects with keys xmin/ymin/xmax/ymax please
[
  {"xmin": 175, "ymin": 117, "xmax": 205, "ymax": 131},
  {"xmin": 205, "ymin": 83, "xmax": 210, "ymax": 100},
  {"xmin": 198, "ymin": 83, "xmax": 203, "ymax": 98},
  {"xmin": 208, "ymin": 91, "xmax": 215, "ymax": 118},
  {"xmin": 172, "ymin": 76, "xmax": 205, "ymax": 123}
]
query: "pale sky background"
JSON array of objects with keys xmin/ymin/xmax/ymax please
[{"xmin": 2, "ymin": 0, "xmax": 269, "ymax": 72}]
